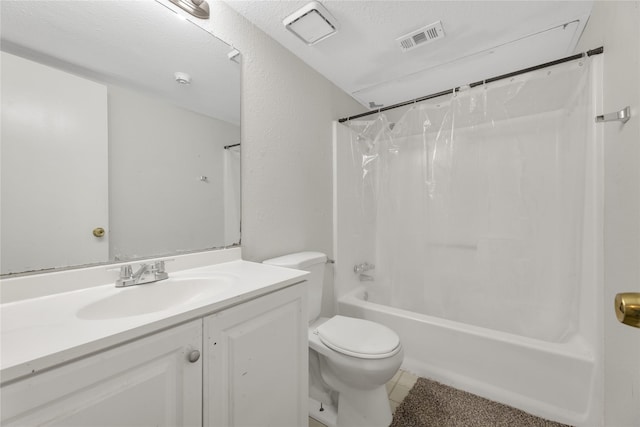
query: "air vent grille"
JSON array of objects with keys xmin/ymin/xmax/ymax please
[{"xmin": 396, "ymin": 21, "xmax": 445, "ymax": 52}]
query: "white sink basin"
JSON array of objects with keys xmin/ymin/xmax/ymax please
[{"xmin": 76, "ymin": 275, "xmax": 233, "ymax": 320}]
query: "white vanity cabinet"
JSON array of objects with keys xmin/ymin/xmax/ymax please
[
  {"xmin": 1, "ymin": 320, "xmax": 203, "ymax": 427},
  {"xmin": 1, "ymin": 281, "xmax": 308, "ymax": 427},
  {"xmin": 204, "ymin": 283, "xmax": 308, "ymax": 427}
]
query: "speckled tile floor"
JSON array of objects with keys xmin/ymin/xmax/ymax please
[{"xmin": 308, "ymin": 369, "xmax": 419, "ymax": 427}]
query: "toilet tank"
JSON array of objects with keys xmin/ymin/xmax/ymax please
[{"xmin": 262, "ymin": 251, "xmax": 327, "ymax": 323}]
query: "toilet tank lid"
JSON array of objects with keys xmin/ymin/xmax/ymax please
[{"xmin": 262, "ymin": 251, "xmax": 327, "ymax": 269}]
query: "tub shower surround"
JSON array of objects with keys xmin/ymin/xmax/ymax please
[{"xmin": 334, "ymin": 56, "xmax": 602, "ymax": 426}]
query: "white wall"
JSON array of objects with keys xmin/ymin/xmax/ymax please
[
  {"xmin": 576, "ymin": 2, "xmax": 640, "ymax": 426},
  {"xmin": 161, "ymin": 1, "xmax": 365, "ymax": 316},
  {"xmin": 108, "ymin": 85, "xmax": 240, "ymax": 260},
  {"xmin": 165, "ymin": 1, "xmax": 365, "ymax": 265}
]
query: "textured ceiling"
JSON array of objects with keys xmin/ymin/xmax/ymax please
[
  {"xmin": 1, "ymin": 1, "xmax": 241, "ymax": 124},
  {"xmin": 226, "ymin": 0, "xmax": 594, "ymax": 109}
]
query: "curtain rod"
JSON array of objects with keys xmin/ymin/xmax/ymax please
[
  {"xmin": 338, "ymin": 46, "xmax": 604, "ymax": 123},
  {"xmin": 224, "ymin": 143, "xmax": 240, "ymax": 149}
]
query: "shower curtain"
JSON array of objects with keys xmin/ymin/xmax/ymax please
[
  {"xmin": 347, "ymin": 57, "xmax": 593, "ymax": 342},
  {"xmin": 223, "ymin": 145, "xmax": 241, "ymax": 246}
]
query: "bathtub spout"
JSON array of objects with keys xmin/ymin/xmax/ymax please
[{"xmin": 359, "ymin": 274, "xmax": 374, "ymax": 282}]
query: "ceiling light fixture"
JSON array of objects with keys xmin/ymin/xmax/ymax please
[
  {"xmin": 283, "ymin": 1, "xmax": 339, "ymax": 46},
  {"xmin": 168, "ymin": 0, "xmax": 209, "ymax": 19}
]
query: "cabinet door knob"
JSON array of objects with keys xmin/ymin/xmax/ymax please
[{"xmin": 187, "ymin": 350, "xmax": 201, "ymax": 363}]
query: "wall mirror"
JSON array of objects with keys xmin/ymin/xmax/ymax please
[{"xmin": 0, "ymin": 1, "xmax": 241, "ymax": 276}]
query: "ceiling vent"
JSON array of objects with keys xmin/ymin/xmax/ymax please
[
  {"xmin": 396, "ymin": 21, "xmax": 445, "ymax": 52},
  {"xmin": 283, "ymin": 2, "xmax": 339, "ymax": 46}
]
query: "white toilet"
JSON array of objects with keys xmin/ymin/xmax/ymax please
[{"xmin": 263, "ymin": 252, "xmax": 403, "ymax": 427}]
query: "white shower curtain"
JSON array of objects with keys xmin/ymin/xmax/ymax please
[
  {"xmin": 347, "ymin": 57, "xmax": 593, "ymax": 342},
  {"xmin": 223, "ymin": 145, "xmax": 241, "ymax": 246}
]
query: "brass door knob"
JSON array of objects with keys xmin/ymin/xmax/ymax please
[
  {"xmin": 93, "ymin": 227, "xmax": 105, "ymax": 238},
  {"xmin": 614, "ymin": 293, "xmax": 640, "ymax": 328}
]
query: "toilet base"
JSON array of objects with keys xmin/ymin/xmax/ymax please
[
  {"xmin": 336, "ymin": 385, "xmax": 392, "ymax": 427},
  {"xmin": 309, "ymin": 397, "xmax": 337, "ymax": 427}
]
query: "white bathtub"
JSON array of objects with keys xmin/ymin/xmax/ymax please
[{"xmin": 338, "ymin": 287, "xmax": 599, "ymax": 426}]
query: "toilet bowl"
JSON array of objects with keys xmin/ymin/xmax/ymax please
[
  {"xmin": 310, "ymin": 316, "xmax": 404, "ymax": 427},
  {"xmin": 263, "ymin": 252, "xmax": 404, "ymax": 427}
]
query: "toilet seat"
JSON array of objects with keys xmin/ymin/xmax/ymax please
[{"xmin": 314, "ymin": 315, "xmax": 401, "ymax": 359}]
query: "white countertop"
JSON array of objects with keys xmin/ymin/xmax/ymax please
[{"xmin": 0, "ymin": 260, "xmax": 307, "ymax": 384}]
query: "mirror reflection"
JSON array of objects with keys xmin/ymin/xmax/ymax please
[{"xmin": 0, "ymin": 1, "xmax": 241, "ymax": 276}]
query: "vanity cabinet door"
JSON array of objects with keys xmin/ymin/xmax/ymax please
[
  {"xmin": 1, "ymin": 320, "xmax": 202, "ymax": 427},
  {"xmin": 204, "ymin": 283, "xmax": 308, "ymax": 427}
]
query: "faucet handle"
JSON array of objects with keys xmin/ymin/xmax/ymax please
[
  {"xmin": 152, "ymin": 259, "xmax": 170, "ymax": 281},
  {"xmin": 354, "ymin": 262, "xmax": 375, "ymax": 274},
  {"xmin": 120, "ymin": 265, "xmax": 133, "ymax": 278},
  {"xmin": 153, "ymin": 258, "xmax": 174, "ymax": 273},
  {"xmin": 114, "ymin": 264, "xmax": 134, "ymax": 287}
]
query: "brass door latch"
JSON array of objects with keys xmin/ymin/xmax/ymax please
[{"xmin": 615, "ymin": 293, "xmax": 640, "ymax": 328}]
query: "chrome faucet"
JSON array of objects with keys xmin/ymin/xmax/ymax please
[
  {"xmin": 131, "ymin": 263, "xmax": 152, "ymax": 283},
  {"xmin": 354, "ymin": 262, "xmax": 375, "ymax": 274},
  {"xmin": 116, "ymin": 260, "xmax": 169, "ymax": 287}
]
